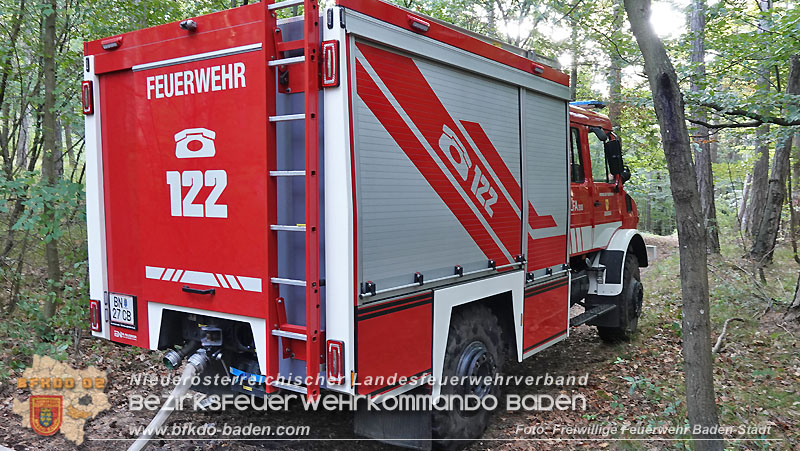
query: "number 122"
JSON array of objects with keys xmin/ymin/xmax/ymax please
[{"xmin": 166, "ymin": 170, "xmax": 228, "ymax": 218}]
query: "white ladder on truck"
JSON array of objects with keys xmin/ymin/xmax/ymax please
[{"xmin": 265, "ymin": 0, "xmax": 323, "ymax": 400}]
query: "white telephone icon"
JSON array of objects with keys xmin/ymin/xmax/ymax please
[{"xmin": 174, "ymin": 128, "xmax": 216, "ymax": 159}]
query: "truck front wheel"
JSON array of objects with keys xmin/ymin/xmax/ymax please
[{"xmin": 432, "ymin": 304, "xmax": 503, "ymax": 450}]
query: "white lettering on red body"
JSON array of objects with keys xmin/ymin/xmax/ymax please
[{"xmin": 146, "ymin": 62, "xmax": 246, "ymax": 100}]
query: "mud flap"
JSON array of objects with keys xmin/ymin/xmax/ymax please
[
  {"xmin": 354, "ymin": 386, "xmax": 432, "ymax": 450},
  {"xmin": 585, "ymin": 249, "xmax": 626, "ymax": 328}
]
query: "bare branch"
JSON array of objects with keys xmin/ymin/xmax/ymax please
[
  {"xmin": 712, "ymin": 318, "xmax": 744, "ymax": 354},
  {"xmin": 694, "ymin": 101, "xmax": 800, "ymax": 127},
  {"xmin": 687, "ymin": 117, "xmax": 764, "ymax": 129}
]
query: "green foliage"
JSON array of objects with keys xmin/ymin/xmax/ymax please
[
  {"xmin": 680, "ymin": 0, "xmax": 800, "ymax": 123},
  {"xmin": 11, "ymin": 174, "xmax": 84, "ymax": 243}
]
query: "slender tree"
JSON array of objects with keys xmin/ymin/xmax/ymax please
[
  {"xmin": 607, "ymin": 0, "xmax": 624, "ymax": 130},
  {"xmin": 623, "ymin": 0, "xmax": 723, "ymax": 448},
  {"xmin": 745, "ymin": 0, "xmax": 773, "ymax": 237},
  {"xmin": 569, "ymin": 21, "xmax": 579, "ymax": 101},
  {"xmin": 689, "ymin": 0, "xmax": 720, "ymax": 254},
  {"xmin": 41, "ymin": 0, "xmax": 62, "ymax": 321},
  {"xmin": 750, "ymin": 56, "xmax": 800, "ymax": 263}
]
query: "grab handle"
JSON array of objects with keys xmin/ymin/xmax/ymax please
[{"xmin": 182, "ymin": 286, "xmax": 215, "ymax": 295}]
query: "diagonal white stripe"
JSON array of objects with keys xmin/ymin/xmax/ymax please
[
  {"xmin": 225, "ymin": 275, "xmax": 242, "ymax": 290},
  {"xmin": 144, "ymin": 265, "xmax": 263, "ymax": 292},
  {"xmin": 179, "ymin": 270, "xmax": 219, "ymax": 287},
  {"xmin": 216, "ymin": 274, "xmax": 230, "ymax": 289},
  {"xmin": 237, "ymin": 276, "xmax": 262, "ymax": 293},
  {"xmin": 356, "ymin": 49, "xmax": 514, "ymax": 263},
  {"xmin": 145, "ymin": 266, "xmax": 165, "ymax": 280},
  {"xmin": 162, "ymin": 268, "xmax": 175, "ymax": 281}
]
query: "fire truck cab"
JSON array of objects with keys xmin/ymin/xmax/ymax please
[{"xmin": 82, "ymin": 0, "xmax": 646, "ymax": 445}]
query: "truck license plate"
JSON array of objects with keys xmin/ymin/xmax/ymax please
[{"xmin": 109, "ymin": 293, "xmax": 137, "ymax": 329}]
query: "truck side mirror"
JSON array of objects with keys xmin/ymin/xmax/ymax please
[
  {"xmin": 621, "ymin": 165, "xmax": 631, "ymax": 182},
  {"xmin": 590, "ymin": 126, "xmax": 607, "ymax": 142},
  {"xmin": 604, "ymin": 139, "xmax": 624, "ymax": 176}
]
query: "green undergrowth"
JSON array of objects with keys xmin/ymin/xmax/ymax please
[{"xmin": 606, "ymin": 232, "xmax": 799, "ymax": 449}]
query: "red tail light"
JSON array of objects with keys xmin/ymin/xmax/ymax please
[
  {"xmin": 89, "ymin": 299, "xmax": 102, "ymax": 332},
  {"xmin": 81, "ymin": 81, "xmax": 93, "ymax": 115},
  {"xmin": 326, "ymin": 340, "xmax": 344, "ymax": 384},
  {"xmin": 407, "ymin": 15, "xmax": 430, "ymax": 33},
  {"xmin": 101, "ymin": 36, "xmax": 122, "ymax": 50},
  {"xmin": 321, "ymin": 40, "xmax": 339, "ymax": 88}
]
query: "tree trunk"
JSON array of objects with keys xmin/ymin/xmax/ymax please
[
  {"xmin": 792, "ymin": 133, "xmax": 800, "ymax": 245},
  {"xmin": 689, "ymin": 0, "xmax": 720, "ymax": 254},
  {"xmin": 607, "ymin": 0, "xmax": 624, "ymax": 130},
  {"xmin": 5, "ymin": 231, "xmax": 30, "ymax": 315},
  {"xmin": 608, "ymin": 61, "xmax": 622, "ymax": 129},
  {"xmin": 570, "ymin": 23, "xmax": 578, "ymax": 101},
  {"xmin": 623, "ymin": 0, "xmax": 723, "ymax": 449},
  {"xmin": 746, "ymin": 0, "xmax": 773, "ymax": 237},
  {"xmin": 645, "ymin": 176, "xmax": 652, "ymax": 231},
  {"xmin": 41, "ymin": 0, "xmax": 62, "ymax": 322},
  {"xmin": 64, "ymin": 120, "xmax": 74, "ymax": 170},
  {"xmin": 792, "ymin": 133, "xmax": 799, "ymax": 198},
  {"xmin": 748, "ymin": 126, "xmax": 771, "ymax": 235},
  {"xmin": 739, "ymin": 172, "xmax": 751, "ymax": 232},
  {"xmin": 710, "ymin": 130, "xmax": 718, "ymax": 163},
  {"xmin": 55, "ymin": 120, "xmax": 63, "ymax": 179},
  {"xmin": 15, "ymin": 107, "xmax": 29, "ymax": 169},
  {"xmin": 750, "ymin": 55, "xmax": 800, "ymax": 264},
  {"xmin": 0, "ymin": 0, "xmax": 26, "ymax": 115},
  {"xmin": 787, "ymin": 271, "xmax": 800, "ymax": 322}
]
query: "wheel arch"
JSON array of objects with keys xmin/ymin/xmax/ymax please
[
  {"xmin": 431, "ymin": 271, "xmax": 525, "ymax": 399},
  {"xmin": 452, "ymin": 291, "xmax": 518, "ymax": 368},
  {"xmin": 627, "ymin": 232, "xmax": 649, "ymax": 268},
  {"xmin": 590, "ymin": 228, "xmax": 647, "ymax": 297}
]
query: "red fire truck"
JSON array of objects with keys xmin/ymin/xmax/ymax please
[{"xmin": 83, "ymin": 0, "xmax": 646, "ymax": 445}]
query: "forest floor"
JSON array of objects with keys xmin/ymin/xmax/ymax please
[{"xmin": 0, "ymin": 233, "xmax": 798, "ymax": 450}]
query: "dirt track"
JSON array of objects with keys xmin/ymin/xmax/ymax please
[
  {"xmin": 4, "ymin": 327, "xmax": 629, "ymax": 450},
  {"xmin": 1, "ymin": 236, "xmax": 687, "ymax": 450}
]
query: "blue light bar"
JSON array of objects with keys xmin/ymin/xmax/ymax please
[{"xmin": 570, "ymin": 100, "xmax": 607, "ymax": 109}]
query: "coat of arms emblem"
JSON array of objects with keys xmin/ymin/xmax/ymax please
[{"xmin": 30, "ymin": 395, "xmax": 62, "ymax": 436}]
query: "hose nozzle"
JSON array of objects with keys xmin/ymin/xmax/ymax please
[
  {"xmin": 162, "ymin": 340, "xmax": 200, "ymax": 370},
  {"xmin": 187, "ymin": 349, "xmax": 209, "ymax": 373}
]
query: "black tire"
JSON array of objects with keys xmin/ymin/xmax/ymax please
[
  {"xmin": 597, "ymin": 251, "xmax": 643, "ymax": 343},
  {"xmin": 432, "ymin": 305, "xmax": 503, "ymax": 450}
]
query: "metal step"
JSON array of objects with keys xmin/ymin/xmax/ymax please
[
  {"xmin": 269, "ymin": 113, "xmax": 305, "ymax": 122},
  {"xmin": 268, "ymin": 0, "xmax": 304, "ymax": 10},
  {"xmin": 277, "ymin": 39, "xmax": 304, "ymax": 53},
  {"xmin": 268, "ymin": 55, "xmax": 305, "ymax": 67},
  {"xmin": 570, "ymin": 304, "xmax": 617, "ymax": 327},
  {"xmin": 272, "ymin": 329, "xmax": 307, "ymax": 341},
  {"xmin": 270, "ymin": 170, "xmax": 306, "ymax": 177},
  {"xmin": 270, "ymin": 224, "xmax": 306, "ymax": 232},
  {"xmin": 272, "ymin": 380, "xmax": 307, "ymax": 395},
  {"xmin": 271, "ymin": 277, "xmax": 306, "ymax": 287}
]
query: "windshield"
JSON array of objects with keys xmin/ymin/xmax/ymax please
[{"xmin": 588, "ymin": 131, "xmax": 610, "ymax": 183}]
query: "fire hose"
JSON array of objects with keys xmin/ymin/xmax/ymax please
[{"xmin": 128, "ymin": 349, "xmax": 209, "ymax": 451}]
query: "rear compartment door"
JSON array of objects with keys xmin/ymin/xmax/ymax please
[{"xmin": 92, "ymin": 7, "xmax": 270, "ymax": 346}]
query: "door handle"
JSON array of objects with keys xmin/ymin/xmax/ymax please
[
  {"xmin": 593, "ymin": 201, "xmax": 602, "ymax": 207},
  {"xmin": 182, "ymin": 286, "xmax": 215, "ymax": 295}
]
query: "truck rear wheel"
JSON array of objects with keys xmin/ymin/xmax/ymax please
[
  {"xmin": 432, "ymin": 304, "xmax": 503, "ymax": 450},
  {"xmin": 596, "ymin": 252, "xmax": 643, "ymax": 343}
]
